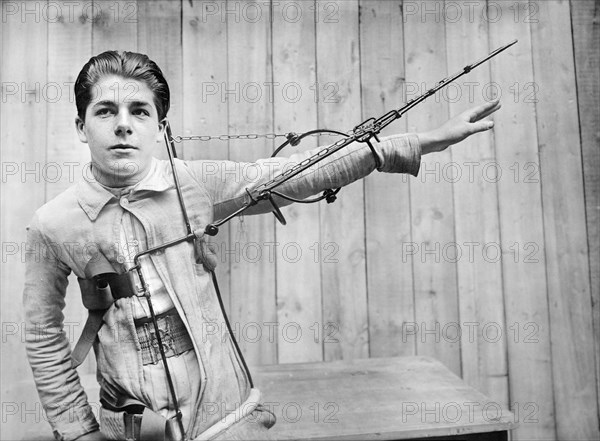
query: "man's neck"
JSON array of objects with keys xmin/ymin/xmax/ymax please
[{"xmin": 90, "ymin": 159, "xmax": 155, "ymax": 191}]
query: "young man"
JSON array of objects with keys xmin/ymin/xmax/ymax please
[{"xmin": 24, "ymin": 51, "xmax": 500, "ymax": 441}]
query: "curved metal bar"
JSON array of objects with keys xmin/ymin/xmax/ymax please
[
  {"xmin": 269, "ymin": 128, "xmax": 349, "ymax": 205},
  {"xmin": 271, "ymin": 128, "xmax": 349, "ymax": 157},
  {"xmin": 271, "ymin": 188, "xmax": 341, "ymax": 204}
]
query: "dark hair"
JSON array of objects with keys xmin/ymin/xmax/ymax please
[{"xmin": 74, "ymin": 51, "xmax": 170, "ymax": 121}]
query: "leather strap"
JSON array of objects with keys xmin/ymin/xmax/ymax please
[
  {"xmin": 122, "ymin": 407, "xmax": 182, "ymax": 441},
  {"xmin": 72, "ymin": 270, "xmax": 137, "ymax": 368},
  {"xmin": 101, "ymin": 402, "xmax": 170, "ymax": 441},
  {"xmin": 71, "ymin": 310, "xmax": 104, "ymax": 368},
  {"xmin": 165, "ymin": 417, "xmax": 184, "ymax": 441},
  {"xmin": 140, "ymin": 408, "xmax": 168, "ymax": 441},
  {"xmin": 97, "ymin": 272, "xmax": 138, "ymax": 300},
  {"xmin": 124, "ymin": 413, "xmax": 143, "ymax": 441}
]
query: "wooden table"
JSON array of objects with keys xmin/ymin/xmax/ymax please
[
  {"xmin": 18, "ymin": 356, "xmax": 516, "ymax": 440},
  {"xmin": 253, "ymin": 356, "xmax": 517, "ymax": 440}
]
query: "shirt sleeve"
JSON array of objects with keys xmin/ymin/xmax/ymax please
[
  {"xmin": 23, "ymin": 214, "xmax": 99, "ymax": 441},
  {"xmin": 187, "ymin": 132, "xmax": 421, "ymax": 221}
]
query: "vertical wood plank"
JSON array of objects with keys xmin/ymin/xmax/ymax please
[
  {"xmin": 137, "ymin": 0, "xmax": 183, "ymax": 160},
  {"xmin": 1, "ymin": 1, "xmax": 48, "ymax": 438},
  {"xmin": 181, "ymin": 0, "xmax": 229, "ymax": 162},
  {"xmin": 226, "ymin": 0, "xmax": 278, "ymax": 366},
  {"xmin": 318, "ymin": 0, "xmax": 370, "ymax": 361},
  {"xmin": 46, "ymin": 1, "xmax": 95, "ymax": 376},
  {"xmin": 444, "ymin": 0, "xmax": 508, "ymax": 405},
  {"xmin": 488, "ymin": 1, "xmax": 555, "ymax": 438},
  {"xmin": 403, "ymin": 0, "xmax": 461, "ymax": 375},
  {"xmin": 571, "ymin": 0, "xmax": 600, "ymax": 424},
  {"xmin": 91, "ymin": 0, "xmax": 138, "ymax": 53},
  {"xmin": 47, "ymin": 3, "xmax": 92, "ymax": 201},
  {"xmin": 530, "ymin": 1, "xmax": 599, "ymax": 438},
  {"xmin": 359, "ymin": 0, "xmax": 416, "ymax": 358},
  {"xmin": 182, "ymin": 0, "xmax": 231, "ymax": 311},
  {"xmin": 272, "ymin": 1, "xmax": 323, "ymax": 363}
]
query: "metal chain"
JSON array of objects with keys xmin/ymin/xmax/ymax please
[{"xmin": 171, "ymin": 132, "xmax": 346, "ymax": 143}]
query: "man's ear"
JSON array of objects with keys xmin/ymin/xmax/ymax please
[
  {"xmin": 75, "ymin": 116, "xmax": 88, "ymax": 143},
  {"xmin": 156, "ymin": 118, "xmax": 167, "ymax": 143}
]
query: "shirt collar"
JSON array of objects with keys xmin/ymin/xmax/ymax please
[{"xmin": 77, "ymin": 157, "xmax": 173, "ymax": 221}]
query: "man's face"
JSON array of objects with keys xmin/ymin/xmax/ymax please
[{"xmin": 75, "ymin": 75, "xmax": 165, "ymax": 187}]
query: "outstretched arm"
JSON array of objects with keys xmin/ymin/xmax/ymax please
[
  {"xmin": 418, "ymin": 100, "xmax": 501, "ymax": 155},
  {"xmin": 191, "ymin": 100, "xmax": 501, "ymax": 222}
]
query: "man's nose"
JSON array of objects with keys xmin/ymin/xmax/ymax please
[{"xmin": 114, "ymin": 111, "xmax": 133, "ymax": 136}]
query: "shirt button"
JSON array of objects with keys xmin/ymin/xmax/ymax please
[{"xmin": 121, "ymin": 197, "xmax": 129, "ymax": 206}]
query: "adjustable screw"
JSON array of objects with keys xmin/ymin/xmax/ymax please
[
  {"xmin": 286, "ymin": 132, "xmax": 301, "ymax": 146},
  {"xmin": 325, "ymin": 190, "xmax": 337, "ymax": 204},
  {"xmin": 205, "ymin": 224, "xmax": 219, "ymax": 236}
]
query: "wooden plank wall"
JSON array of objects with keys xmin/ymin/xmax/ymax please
[{"xmin": 1, "ymin": 1, "xmax": 598, "ymax": 440}]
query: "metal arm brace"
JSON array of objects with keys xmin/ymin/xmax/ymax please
[{"xmin": 203, "ymin": 39, "xmax": 517, "ymax": 236}]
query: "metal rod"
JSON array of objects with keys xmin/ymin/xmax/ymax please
[
  {"xmin": 123, "ymin": 122, "xmax": 199, "ymax": 440},
  {"xmin": 200, "ymin": 41, "xmax": 518, "ymax": 234},
  {"xmin": 260, "ymin": 40, "xmax": 516, "ymax": 194},
  {"xmin": 132, "ymin": 264, "xmax": 186, "ymax": 440},
  {"xmin": 133, "ymin": 233, "xmax": 196, "ymax": 263},
  {"xmin": 165, "ymin": 122, "xmax": 193, "ymax": 236}
]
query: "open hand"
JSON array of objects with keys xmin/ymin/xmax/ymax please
[{"xmin": 418, "ymin": 100, "xmax": 501, "ymax": 155}]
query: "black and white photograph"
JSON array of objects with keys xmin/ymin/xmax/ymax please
[{"xmin": 1, "ymin": 1, "xmax": 598, "ymax": 440}]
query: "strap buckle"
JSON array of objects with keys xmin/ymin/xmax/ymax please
[{"xmin": 124, "ymin": 413, "xmax": 143, "ymax": 441}]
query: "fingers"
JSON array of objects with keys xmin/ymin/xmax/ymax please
[
  {"xmin": 478, "ymin": 100, "xmax": 501, "ymax": 120},
  {"xmin": 470, "ymin": 119, "xmax": 495, "ymax": 134},
  {"xmin": 466, "ymin": 99, "xmax": 501, "ymax": 122}
]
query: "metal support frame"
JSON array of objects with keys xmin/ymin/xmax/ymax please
[{"xmin": 125, "ymin": 39, "xmax": 517, "ymax": 440}]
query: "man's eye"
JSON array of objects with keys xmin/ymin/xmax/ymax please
[
  {"xmin": 133, "ymin": 109, "xmax": 150, "ymax": 116},
  {"xmin": 96, "ymin": 108, "xmax": 113, "ymax": 116}
]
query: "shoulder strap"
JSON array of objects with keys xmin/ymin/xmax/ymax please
[
  {"xmin": 72, "ymin": 257, "xmax": 137, "ymax": 368},
  {"xmin": 71, "ymin": 309, "xmax": 105, "ymax": 368}
]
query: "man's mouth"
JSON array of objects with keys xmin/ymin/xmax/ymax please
[{"xmin": 110, "ymin": 144, "xmax": 137, "ymax": 150}]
